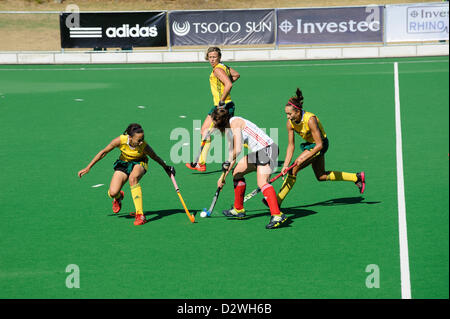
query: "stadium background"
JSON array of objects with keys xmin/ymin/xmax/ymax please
[
  {"xmin": 0, "ymin": 0, "xmax": 448, "ymax": 302},
  {"xmin": 0, "ymin": 0, "xmax": 441, "ymax": 51}
]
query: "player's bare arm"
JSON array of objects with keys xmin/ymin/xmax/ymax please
[
  {"xmin": 230, "ymin": 118, "xmax": 245, "ymax": 162},
  {"xmin": 214, "ymin": 67, "xmax": 233, "ymax": 102},
  {"xmin": 218, "ymin": 119, "xmax": 243, "ymax": 187},
  {"xmin": 144, "ymin": 144, "xmax": 172, "ymax": 176},
  {"xmin": 77, "ymin": 137, "xmax": 120, "ymax": 178},
  {"xmin": 282, "ymin": 121, "xmax": 296, "ymax": 175},
  {"xmin": 294, "ymin": 116, "xmax": 323, "ymax": 167},
  {"xmin": 229, "ymin": 66, "xmax": 240, "ymax": 82}
]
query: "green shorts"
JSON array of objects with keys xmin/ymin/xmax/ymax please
[
  {"xmin": 208, "ymin": 101, "xmax": 235, "ymax": 116},
  {"xmin": 113, "ymin": 159, "xmax": 148, "ymax": 176},
  {"xmin": 300, "ymin": 138, "xmax": 329, "ymax": 157}
]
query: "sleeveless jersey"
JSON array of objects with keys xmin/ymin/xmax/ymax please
[
  {"xmin": 289, "ymin": 111, "xmax": 327, "ymax": 143},
  {"xmin": 118, "ymin": 135, "xmax": 148, "ymax": 162},
  {"xmin": 209, "ymin": 63, "xmax": 232, "ymax": 106},
  {"xmin": 229, "ymin": 117, "xmax": 273, "ymax": 153}
]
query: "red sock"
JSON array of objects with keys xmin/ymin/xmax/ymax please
[
  {"xmin": 261, "ymin": 184, "xmax": 280, "ymax": 215},
  {"xmin": 233, "ymin": 178, "xmax": 246, "ymax": 210}
]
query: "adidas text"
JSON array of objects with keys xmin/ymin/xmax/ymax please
[{"xmin": 106, "ymin": 24, "xmax": 158, "ymax": 38}]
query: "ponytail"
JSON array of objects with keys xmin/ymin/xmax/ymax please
[{"xmin": 286, "ymin": 88, "xmax": 304, "ymax": 110}]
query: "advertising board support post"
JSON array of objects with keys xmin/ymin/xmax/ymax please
[
  {"xmin": 383, "ymin": 5, "xmax": 387, "ymax": 45},
  {"xmin": 274, "ymin": 8, "xmax": 279, "ymax": 50}
]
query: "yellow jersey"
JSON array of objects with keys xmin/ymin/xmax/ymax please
[
  {"xmin": 118, "ymin": 134, "xmax": 148, "ymax": 162},
  {"xmin": 289, "ymin": 111, "xmax": 327, "ymax": 143},
  {"xmin": 209, "ymin": 63, "xmax": 232, "ymax": 106}
]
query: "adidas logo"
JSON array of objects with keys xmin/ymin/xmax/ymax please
[
  {"xmin": 69, "ymin": 27, "xmax": 102, "ymax": 38},
  {"xmin": 106, "ymin": 24, "xmax": 158, "ymax": 38}
]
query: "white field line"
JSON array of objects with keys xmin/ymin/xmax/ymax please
[
  {"xmin": 0, "ymin": 59, "xmax": 447, "ymax": 72},
  {"xmin": 394, "ymin": 61, "xmax": 412, "ymax": 299}
]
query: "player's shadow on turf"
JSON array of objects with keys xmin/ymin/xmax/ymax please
[
  {"xmin": 241, "ymin": 208, "xmax": 317, "ymax": 223},
  {"xmin": 282, "ymin": 208, "xmax": 318, "ymax": 228},
  {"xmin": 245, "ymin": 196, "xmax": 379, "ymax": 228},
  {"xmin": 225, "ymin": 208, "xmax": 316, "ymax": 229},
  {"xmin": 291, "ymin": 196, "xmax": 381, "ymax": 208},
  {"xmin": 114, "ymin": 209, "xmax": 186, "ymax": 222},
  {"xmin": 250, "ymin": 196, "xmax": 375, "ymax": 214}
]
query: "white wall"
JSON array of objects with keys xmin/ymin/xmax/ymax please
[{"xmin": 0, "ymin": 43, "xmax": 448, "ymax": 64}]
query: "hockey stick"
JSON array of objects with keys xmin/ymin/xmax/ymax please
[
  {"xmin": 204, "ymin": 171, "xmax": 226, "ymax": 217},
  {"xmin": 170, "ymin": 174, "xmax": 195, "ymax": 223},
  {"xmin": 243, "ymin": 163, "xmax": 297, "ymax": 203},
  {"xmin": 190, "ymin": 122, "xmax": 214, "ymax": 167}
]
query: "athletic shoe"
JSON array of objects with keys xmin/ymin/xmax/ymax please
[
  {"xmin": 266, "ymin": 212, "xmax": 288, "ymax": 229},
  {"xmin": 222, "ymin": 207, "xmax": 246, "ymax": 219},
  {"xmin": 112, "ymin": 191, "xmax": 124, "ymax": 214},
  {"xmin": 355, "ymin": 172, "xmax": 365, "ymax": 194},
  {"xmin": 185, "ymin": 163, "xmax": 206, "ymax": 172},
  {"xmin": 134, "ymin": 214, "xmax": 147, "ymax": 226}
]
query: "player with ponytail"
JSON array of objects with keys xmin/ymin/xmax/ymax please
[
  {"xmin": 268, "ymin": 88, "xmax": 365, "ymax": 208},
  {"xmin": 77, "ymin": 123, "xmax": 174, "ymax": 226}
]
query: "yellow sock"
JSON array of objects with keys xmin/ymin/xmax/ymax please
[
  {"xmin": 198, "ymin": 139, "xmax": 211, "ymax": 165},
  {"xmin": 108, "ymin": 190, "xmax": 121, "ymax": 199},
  {"xmin": 326, "ymin": 171, "xmax": 357, "ymax": 182},
  {"xmin": 130, "ymin": 184, "xmax": 143, "ymax": 215},
  {"xmin": 277, "ymin": 174, "xmax": 297, "ymax": 205}
]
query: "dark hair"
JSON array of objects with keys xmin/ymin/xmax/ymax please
[
  {"xmin": 124, "ymin": 123, "xmax": 144, "ymax": 136},
  {"xmin": 205, "ymin": 47, "xmax": 222, "ymax": 60},
  {"xmin": 286, "ymin": 88, "xmax": 304, "ymax": 111},
  {"xmin": 211, "ymin": 107, "xmax": 231, "ymax": 133}
]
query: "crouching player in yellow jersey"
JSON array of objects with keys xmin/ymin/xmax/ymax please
[
  {"xmin": 266, "ymin": 88, "xmax": 365, "ymax": 208},
  {"xmin": 77, "ymin": 123, "xmax": 174, "ymax": 226},
  {"xmin": 186, "ymin": 46, "xmax": 240, "ymax": 172}
]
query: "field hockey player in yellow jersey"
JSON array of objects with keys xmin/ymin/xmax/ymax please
[
  {"xmin": 77, "ymin": 123, "xmax": 174, "ymax": 226},
  {"xmin": 186, "ymin": 46, "xmax": 240, "ymax": 172},
  {"xmin": 268, "ymin": 88, "xmax": 365, "ymax": 208}
]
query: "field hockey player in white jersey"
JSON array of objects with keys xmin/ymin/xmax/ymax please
[{"xmin": 211, "ymin": 108, "xmax": 288, "ymax": 229}]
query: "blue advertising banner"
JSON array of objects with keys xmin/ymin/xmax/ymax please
[
  {"xmin": 169, "ymin": 9, "xmax": 275, "ymax": 46},
  {"xmin": 277, "ymin": 6, "xmax": 384, "ymax": 45}
]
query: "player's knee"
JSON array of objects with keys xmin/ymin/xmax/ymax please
[
  {"xmin": 108, "ymin": 189, "xmax": 119, "ymax": 198},
  {"xmin": 233, "ymin": 172, "xmax": 245, "ymax": 180},
  {"xmin": 316, "ymin": 174, "xmax": 327, "ymax": 182},
  {"xmin": 128, "ymin": 176, "xmax": 138, "ymax": 186},
  {"xmin": 257, "ymin": 180, "xmax": 268, "ymax": 189}
]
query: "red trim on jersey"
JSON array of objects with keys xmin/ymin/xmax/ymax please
[{"xmin": 243, "ymin": 127, "xmax": 269, "ymax": 148}]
